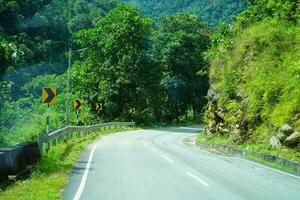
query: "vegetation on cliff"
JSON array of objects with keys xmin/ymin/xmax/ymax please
[{"xmin": 205, "ymin": 0, "xmax": 300, "ymax": 151}]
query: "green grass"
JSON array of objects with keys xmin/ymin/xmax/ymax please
[
  {"xmin": 197, "ymin": 131, "xmax": 300, "ymax": 167},
  {"xmin": 198, "ymin": 131, "xmax": 300, "ymax": 163},
  {"xmin": 244, "ymin": 153, "xmax": 296, "ymax": 175},
  {"xmin": 0, "ymin": 125, "xmax": 139, "ymax": 200}
]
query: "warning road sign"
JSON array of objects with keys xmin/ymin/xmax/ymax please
[
  {"xmin": 42, "ymin": 87, "xmax": 57, "ymax": 104},
  {"xmin": 74, "ymin": 100, "xmax": 83, "ymax": 110},
  {"xmin": 96, "ymin": 102, "xmax": 103, "ymax": 112}
]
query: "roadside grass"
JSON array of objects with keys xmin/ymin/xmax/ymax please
[
  {"xmin": 141, "ymin": 119, "xmax": 203, "ymax": 129},
  {"xmin": 0, "ymin": 125, "xmax": 139, "ymax": 200},
  {"xmin": 197, "ymin": 131, "xmax": 300, "ymax": 164},
  {"xmin": 244, "ymin": 153, "xmax": 296, "ymax": 175}
]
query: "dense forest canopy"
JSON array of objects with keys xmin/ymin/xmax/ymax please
[
  {"xmin": 123, "ymin": 0, "xmax": 248, "ymax": 25},
  {"xmin": 1, "ymin": 0, "xmax": 298, "ymax": 157},
  {"xmin": 0, "ymin": 0, "xmax": 118, "ymax": 98},
  {"xmin": 0, "ymin": 0, "xmax": 217, "ymax": 146}
]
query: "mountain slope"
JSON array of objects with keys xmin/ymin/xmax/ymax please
[
  {"xmin": 205, "ymin": 1, "xmax": 300, "ymax": 151},
  {"xmin": 124, "ymin": 0, "xmax": 248, "ymax": 25}
]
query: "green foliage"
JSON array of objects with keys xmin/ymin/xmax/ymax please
[
  {"xmin": 234, "ymin": 0, "xmax": 299, "ymax": 29},
  {"xmin": 73, "ymin": 9, "xmax": 210, "ymax": 123},
  {"xmin": 0, "ymin": 0, "xmax": 119, "ymax": 146},
  {"xmin": 207, "ymin": 0, "xmax": 300, "ymax": 144},
  {"xmin": 73, "ymin": 4, "xmax": 152, "ymax": 121},
  {"xmin": 124, "ymin": 0, "xmax": 248, "ymax": 25},
  {"xmin": 0, "ymin": 126, "xmax": 138, "ymax": 199},
  {"xmin": 152, "ymin": 13, "xmax": 210, "ymax": 121},
  {"xmin": 0, "ymin": 2, "xmax": 210, "ymax": 146}
]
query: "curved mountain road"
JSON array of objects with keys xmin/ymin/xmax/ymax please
[{"xmin": 64, "ymin": 126, "xmax": 300, "ymax": 200}]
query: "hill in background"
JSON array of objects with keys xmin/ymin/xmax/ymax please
[{"xmin": 123, "ymin": 0, "xmax": 248, "ymax": 25}]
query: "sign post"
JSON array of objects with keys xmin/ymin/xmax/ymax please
[
  {"xmin": 41, "ymin": 87, "xmax": 57, "ymax": 152},
  {"xmin": 129, "ymin": 108, "xmax": 135, "ymax": 122},
  {"xmin": 74, "ymin": 100, "xmax": 83, "ymax": 126},
  {"xmin": 46, "ymin": 103, "xmax": 50, "ymax": 134},
  {"xmin": 42, "ymin": 87, "xmax": 57, "ymax": 133},
  {"xmin": 96, "ymin": 102, "xmax": 103, "ymax": 114}
]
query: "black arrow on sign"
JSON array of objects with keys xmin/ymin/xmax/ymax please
[
  {"xmin": 44, "ymin": 88, "xmax": 55, "ymax": 104},
  {"xmin": 75, "ymin": 100, "xmax": 82, "ymax": 110}
]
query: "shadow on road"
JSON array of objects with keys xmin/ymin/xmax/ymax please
[
  {"xmin": 154, "ymin": 126, "xmax": 204, "ymax": 134},
  {"xmin": 71, "ymin": 165, "xmax": 96, "ymax": 175}
]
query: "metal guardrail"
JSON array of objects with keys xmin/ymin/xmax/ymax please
[{"xmin": 38, "ymin": 122, "xmax": 135, "ymax": 156}]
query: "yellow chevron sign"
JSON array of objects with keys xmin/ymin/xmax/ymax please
[
  {"xmin": 96, "ymin": 102, "xmax": 103, "ymax": 111},
  {"xmin": 41, "ymin": 87, "xmax": 57, "ymax": 104},
  {"xmin": 74, "ymin": 100, "xmax": 83, "ymax": 110},
  {"xmin": 129, "ymin": 108, "xmax": 135, "ymax": 114}
]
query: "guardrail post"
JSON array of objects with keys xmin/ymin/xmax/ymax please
[
  {"xmin": 53, "ymin": 138, "xmax": 57, "ymax": 146},
  {"xmin": 45, "ymin": 135, "xmax": 50, "ymax": 153},
  {"xmin": 38, "ymin": 135, "xmax": 44, "ymax": 157},
  {"xmin": 67, "ymin": 131, "xmax": 71, "ymax": 140}
]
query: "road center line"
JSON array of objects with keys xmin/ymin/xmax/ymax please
[
  {"xmin": 186, "ymin": 171, "xmax": 210, "ymax": 187},
  {"xmin": 73, "ymin": 138, "xmax": 105, "ymax": 200},
  {"xmin": 161, "ymin": 154, "xmax": 174, "ymax": 163}
]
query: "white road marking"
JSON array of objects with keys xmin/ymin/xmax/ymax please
[
  {"xmin": 235, "ymin": 158, "xmax": 300, "ymax": 180},
  {"xmin": 161, "ymin": 154, "xmax": 174, "ymax": 163},
  {"xmin": 142, "ymin": 139, "xmax": 149, "ymax": 147},
  {"xmin": 73, "ymin": 138, "xmax": 106, "ymax": 200},
  {"xmin": 179, "ymin": 127, "xmax": 203, "ymax": 131},
  {"xmin": 151, "ymin": 147, "xmax": 157, "ymax": 152},
  {"xmin": 186, "ymin": 171, "xmax": 210, "ymax": 187}
]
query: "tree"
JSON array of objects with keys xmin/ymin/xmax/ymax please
[
  {"xmin": 73, "ymin": 4, "xmax": 152, "ymax": 121},
  {"xmin": 151, "ymin": 14, "xmax": 210, "ymax": 121}
]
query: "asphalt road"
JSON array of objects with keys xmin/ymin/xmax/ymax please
[{"xmin": 64, "ymin": 126, "xmax": 300, "ymax": 200}]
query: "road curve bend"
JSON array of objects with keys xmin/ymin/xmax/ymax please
[{"xmin": 64, "ymin": 126, "xmax": 300, "ymax": 200}]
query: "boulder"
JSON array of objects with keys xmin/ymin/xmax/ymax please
[
  {"xmin": 269, "ymin": 136, "xmax": 282, "ymax": 149},
  {"xmin": 207, "ymin": 89, "xmax": 217, "ymax": 103},
  {"xmin": 231, "ymin": 128, "xmax": 243, "ymax": 144},
  {"xmin": 216, "ymin": 108, "xmax": 225, "ymax": 120},
  {"xmin": 281, "ymin": 124, "xmax": 293, "ymax": 135},
  {"xmin": 283, "ymin": 131, "xmax": 300, "ymax": 146},
  {"xmin": 276, "ymin": 132, "xmax": 287, "ymax": 142},
  {"xmin": 219, "ymin": 127, "xmax": 229, "ymax": 135},
  {"xmin": 208, "ymin": 120, "xmax": 217, "ymax": 133}
]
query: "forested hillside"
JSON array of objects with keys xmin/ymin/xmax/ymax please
[
  {"xmin": 1, "ymin": 0, "xmax": 300, "ymax": 155},
  {"xmin": 0, "ymin": 0, "xmax": 118, "ymax": 145},
  {"xmin": 205, "ymin": 0, "xmax": 300, "ymax": 152},
  {"xmin": 124, "ymin": 0, "xmax": 248, "ymax": 25},
  {"xmin": 0, "ymin": 1, "xmax": 209, "ymax": 147},
  {"xmin": 0, "ymin": 0, "xmax": 118, "ymax": 98}
]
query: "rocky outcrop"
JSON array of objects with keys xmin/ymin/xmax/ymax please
[
  {"xmin": 280, "ymin": 124, "xmax": 293, "ymax": 135},
  {"xmin": 283, "ymin": 131, "xmax": 300, "ymax": 147},
  {"xmin": 205, "ymin": 87, "xmax": 249, "ymax": 144},
  {"xmin": 276, "ymin": 132, "xmax": 287, "ymax": 142},
  {"xmin": 269, "ymin": 136, "xmax": 282, "ymax": 149},
  {"xmin": 206, "ymin": 87, "xmax": 300, "ymax": 147}
]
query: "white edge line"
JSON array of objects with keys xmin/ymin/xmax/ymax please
[
  {"xmin": 186, "ymin": 171, "xmax": 210, "ymax": 186},
  {"xmin": 235, "ymin": 157, "xmax": 300, "ymax": 180},
  {"xmin": 73, "ymin": 139, "xmax": 104, "ymax": 200},
  {"xmin": 151, "ymin": 147, "xmax": 157, "ymax": 152},
  {"xmin": 161, "ymin": 154, "xmax": 174, "ymax": 163}
]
